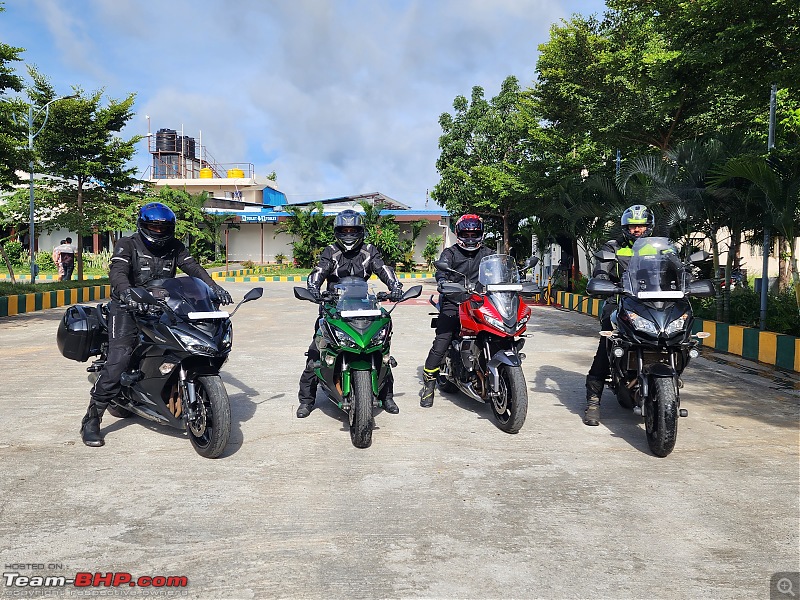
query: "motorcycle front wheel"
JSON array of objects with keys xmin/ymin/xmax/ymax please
[
  {"xmin": 186, "ymin": 375, "xmax": 231, "ymax": 459},
  {"xmin": 349, "ymin": 370, "xmax": 374, "ymax": 449},
  {"xmin": 491, "ymin": 365, "xmax": 528, "ymax": 434},
  {"xmin": 645, "ymin": 377, "xmax": 678, "ymax": 457}
]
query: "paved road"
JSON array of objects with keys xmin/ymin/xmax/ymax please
[{"xmin": 1, "ymin": 280, "xmax": 798, "ymax": 600}]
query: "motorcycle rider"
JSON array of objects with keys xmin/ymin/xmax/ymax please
[
  {"xmin": 296, "ymin": 209, "xmax": 404, "ymax": 418},
  {"xmin": 80, "ymin": 202, "xmax": 234, "ymax": 447},
  {"xmin": 420, "ymin": 214, "xmax": 493, "ymax": 408},
  {"xmin": 584, "ymin": 204, "xmax": 655, "ymax": 426}
]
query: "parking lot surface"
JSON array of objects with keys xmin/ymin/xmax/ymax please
[{"xmin": 1, "ymin": 280, "xmax": 798, "ymax": 599}]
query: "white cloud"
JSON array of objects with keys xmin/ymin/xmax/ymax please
[{"xmin": 6, "ymin": 0, "xmax": 608, "ymax": 209}]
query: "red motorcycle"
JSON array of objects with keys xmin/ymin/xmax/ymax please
[{"xmin": 431, "ymin": 254, "xmax": 539, "ymax": 433}]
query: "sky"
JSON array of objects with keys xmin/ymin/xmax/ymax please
[{"xmin": 1, "ymin": 0, "xmax": 608, "ymax": 210}]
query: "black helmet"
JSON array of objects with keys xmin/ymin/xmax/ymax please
[
  {"xmin": 620, "ymin": 204, "xmax": 654, "ymax": 243},
  {"xmin": 137, "ymin": 202, "xmax": 176, "ymax": 250},
  {"xmin": 455, "ymin": 214, "xmax": 484, "ymax": 251},
  {"xmin": 334, "ymin": 209, "xmax": 365, "ymax": 251}
]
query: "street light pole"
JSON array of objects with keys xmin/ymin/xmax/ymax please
[{"xmin": 25, "ymin": 94, "xmax": 77, "ymax": 284}]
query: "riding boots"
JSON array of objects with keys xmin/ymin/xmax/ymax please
[
  {"xmin": 420, "ymin": 367, "xmax": 438, "ymax": 408},
  {"xmin": 80, "ymin": 403, "xmax": 105, "ymax": 447},
  {"xmin": 584, "ymin": 376, "xmax": 604, "ymax": 426}
]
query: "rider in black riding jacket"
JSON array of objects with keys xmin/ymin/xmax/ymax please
[
  {"xmin": 79, "ymin": 202, "xmax": 233, "ymax": 447},
  {"xmin": 296, "ymin": 209, "xmax": 404, "ymax": 418},
  {"xmin": 419, "ymin": 214, "xmax": 493, "ymax": 408}
]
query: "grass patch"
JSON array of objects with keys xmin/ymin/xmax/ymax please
[{"xmin": 0, "ymin": 278, "xmax": 110, "ymax": 297}]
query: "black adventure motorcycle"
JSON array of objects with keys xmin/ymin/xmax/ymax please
[
  {"xmin": 587, "ymin": 237, "xmax": 713, "ymax": 457},
  {"xmin": 57, "ymin": 277, "xmax": 263, "ymax": 458}
]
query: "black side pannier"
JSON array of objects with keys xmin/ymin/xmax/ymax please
[{"xmin": 56, "ymin": 304, "xmax": 106, "ymax": 362}]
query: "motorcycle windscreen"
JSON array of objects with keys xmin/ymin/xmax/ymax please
[
  {"xmin": 621, "ymin": 237, "xmax": 688, "ymax": 300},
  {"xmin": 150, "ymin": 277, "xmax": 220, "ymax": 319},
  {"xmin": 333, "ymin": 277, "xmax": 381, "ymax": 317},
  {"xmin": 478, "ymin": 254, "xmax": 521, "ymax": 287},
  {"xmin": 478, "ymin": 255, "xmax": 521, "ymax": 321}
]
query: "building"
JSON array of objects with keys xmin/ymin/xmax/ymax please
[{"xmin": 143, "ymin": 128, "xmax": 451, "ymax": 265}]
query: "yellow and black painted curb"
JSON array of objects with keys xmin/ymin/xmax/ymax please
[
  {"xmin": 210, "ymin": 271, "xmax": 434, "ymax": 283},
  {"xmin": 0, "ymin": 285, "xmax": 111, "ymax": 317},
  {"xmin": 555, "ymin": 290, "xmax": 800, "ymax": 374},
  {"xmin": 0, "ymin": 273, "xmax": 435, "ymax": 318}
]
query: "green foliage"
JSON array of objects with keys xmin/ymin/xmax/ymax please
[
  {"xmin": 433, "ymin": 76, "xmax": 534, "ymax": 252},
  {"xmin": 275, "ymin": 202, "xmax": 334, "ymax": 268},
  {"xmin": 422, "ymin": 235, "xmax": 443, "ymax": 268},
  {"xmin": 275, "ymin": 252, "xmax": 287, "ymax": 264},
  {"xmin": 0, "ymin": 9, "xmax": 25, "ymax": 191},
  {"xmin": 3, "ymin": 240, "xmax": 22, "ymax": 265},
  {"xmin": 34, "ymin": 249, "xmax": 54, "ymax": 271}
]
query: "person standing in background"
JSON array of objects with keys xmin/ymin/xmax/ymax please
[
  {"xmin": 54, "ymin": 237, "xmax": 76, "ymax": 281},
  {"xmin": 53, "ymin": 240, "xmax": 66, "ymax": 280}
]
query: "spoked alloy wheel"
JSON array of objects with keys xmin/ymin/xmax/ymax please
[
  {"xmin": 644, "ymin": 378, "xmax": 678, "ymax": 457},
  {"xmin": 349, "ymin": 370, "xmax": 374, "ymax": 449},
  {"xmin": 185, "ymin": 375, "xmax": 231, "ymax": 459},
  {"xmin": 491, "ymin": 365, "xmax": 528, "ymax": 434}
]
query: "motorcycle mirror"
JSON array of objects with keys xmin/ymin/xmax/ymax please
[
  {"xmin": 293, "ymin": 287, "xmax": 316, "ymax": 302},
  {"xmin": 686, "ymin": 279, "xmax": 715, "ymax": 297},
  {"xmin": 243, "ymin": 287, "xmax": 263, "ymax": 302},
  {"xmin": 520, "ymin": 281, "xmax": 541, "ymax": 297},
  {"xmin": 688, "ymin": 250, "xmax": 711, "ymax": 264},
  {"xmin": 593, "ymin": 249, "xmax": 616, "ymax": 262},
  {"xmin": 433, "ymin": 260, "xmax": 453, "ymax": 272},
  {"xmin": 586, "ymin": 278, "xmax": 621, "ymax": 297},
  {"xmin": 525, "ymin": 256, "xmax": 539, "ymax": 269},
  {"xmin": 129, "ymin": 287, "xmax": 156, "ymax": 305},
  {"xmin": 403, "ymin": 285, "xmax": 423, "ymax": 300}
]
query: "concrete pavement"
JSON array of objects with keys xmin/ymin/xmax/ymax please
[{"xmin": 0, "ymin": 280, "xmax": 798, "ymax": 599}]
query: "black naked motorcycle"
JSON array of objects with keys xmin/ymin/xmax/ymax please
[
  {"xmin": 57, "ymin": 277, "xmax": 263, "ymax": 458},
  {"xmin": 587, "ymin": 237, "xmax": 714, "ymax": 457}
]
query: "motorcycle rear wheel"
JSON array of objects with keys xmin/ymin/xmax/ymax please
[
  {"xmin": 349, "ymin": 370, "xmax": 374, "ymax": 449},
  {"xmin": 186, "ymin": 375, "xmax": 231, "ymax": 459},
  {"xmin": 645, "ymin": 378, "xmax": 678, "ymax": 457},
  {"xmin": 491, "ymin": 365, "xmax": 528, "ymax": 434}
]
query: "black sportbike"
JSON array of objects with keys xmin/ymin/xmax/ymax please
[
  {"xmin": 587, "ymin": 237, "xmax": 713, "ymax": 457},
  {"xmin": 57, "ymin": 277, "xmax": 262, "ymax": 458}
]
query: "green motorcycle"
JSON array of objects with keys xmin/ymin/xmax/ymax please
[{"xmin": 294, "ymin": 277, "xmax": 422, "ymax": 448}]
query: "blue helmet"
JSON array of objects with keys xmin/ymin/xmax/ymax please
[{"xmin": 137, "ymin": 202, "xmax": 176, "ymax": 249}]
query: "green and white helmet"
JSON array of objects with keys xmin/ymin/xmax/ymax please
[{"xmin": 620, "ymin": 204, "xmax": 654, "ymax": 242}]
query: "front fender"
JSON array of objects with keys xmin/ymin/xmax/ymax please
[{"xmin": 487, "ymin": 347, "xmax": 522, "ymax": 392}]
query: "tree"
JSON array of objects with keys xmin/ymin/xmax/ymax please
[
  {"xmin": 432, "ymin": 76, "xmax": 533, "ymax": 252},
  {"xmin": 275, "ymin": 202, "xmax": 333, "ymax": 268},
  {"xmin": 26, "ymin": 69, "xmax": 141, "ymax": 280},
  {"xmin": 0, "ymin": 4, "xmax": 25, "ymax": 191}
]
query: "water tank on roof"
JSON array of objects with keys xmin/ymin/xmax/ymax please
[
  {"xmin": 155, "ymin": 129, "xmax": 177, "ymax": 153},
  {"xmin": 179, "ymin": 136, "xmax": 196, "ymax": 158},
  {"xmin": 199, "ymin": 168, "xmax": 213, "ymax": 178},
  {"xmin": 227, "ymin": 168, "xmax": 245, "ymax": 178}
]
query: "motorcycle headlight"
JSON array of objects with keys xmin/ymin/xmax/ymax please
[
  {"xmin": 221, "ymin": 323, "xmax": 233, "ymax": 350},
  {"xmin": 483, "ymin": 314, "xmax": 504, "ymax": 331},
  {"xmin": 174, "ymin": 330, "xmax": 218, "ymax": 355},
  {"xmin": 369, "ymin": 325, "xmax": 390, "ymax": 347},
  {"xmin": 627, "ymin": 311, "xmax": 658, "ymax": 336},
  {"xmin": 664, "ymin": 313, "xmax": 689, "ymax": 336},
  {"xmin": 332, "ymin": 327, "xmax": 359, "ymax": 348}
]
